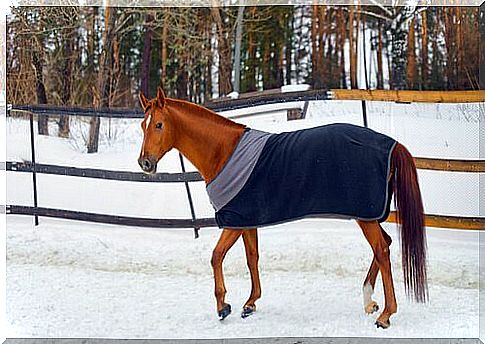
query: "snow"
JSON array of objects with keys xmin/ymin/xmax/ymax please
[
  {"xmin": 5, "ymin": 99, "xmax": 481, "ymax": 338},
  {"xmin": 227, "ymin": 91, "xmax": 239, "ymax": 99},
  {"xmin": 281, "ymin": 84, "xmax": 310, "ymax": 93},
  {"xmin": 6, "ymin": 216, "xmax": 479, "ymax": 338}
]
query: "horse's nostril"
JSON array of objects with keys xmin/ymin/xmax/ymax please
[{"xmin": 143, "ymin": 159, "xmax": 152, "ymax": 170}]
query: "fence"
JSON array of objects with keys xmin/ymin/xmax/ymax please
[{"xmin": 6, "ymin": 88, "xmax": 485, "ymax": 234}]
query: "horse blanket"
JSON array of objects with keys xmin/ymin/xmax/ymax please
[{"xmin": 206, "ymin": 123, "xmax": 397, "ymax": 229}]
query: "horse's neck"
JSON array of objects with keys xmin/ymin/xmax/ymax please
[{"xmin": 168, "ymin": 100, "xmax": 245, "ymax": 183}]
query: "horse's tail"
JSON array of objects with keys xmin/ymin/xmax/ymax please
[{"xmin": 392, "ymin": 143, "xmax": 428, "ymax": 303}]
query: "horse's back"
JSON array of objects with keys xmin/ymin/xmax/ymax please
[{"xmin": 215, "ymin": 123, "xmax": 397, "ymax": 228}]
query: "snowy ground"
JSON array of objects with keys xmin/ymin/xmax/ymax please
[
  {"xmin": 6, "ymin": 216, "xmax": 479, "ymax": 338},
  {"xmin": 5, "ymin": 99, "xmax": 482, "ymax": 338}
]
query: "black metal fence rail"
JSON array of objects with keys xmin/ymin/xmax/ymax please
[
  {"xmin": 10, "ymin": 89, "xmax": 330, "ymax": 118},
  {"xmin": 7, "ymin": 91, "xmax": 331, "ymax": 236},
  {"xmin": 7, "ymin": 161, "xmax": 204, "ymax": 183},
  {"xmin": 7, "ymin": 205, "xmax": 217, "ymax": 229}
]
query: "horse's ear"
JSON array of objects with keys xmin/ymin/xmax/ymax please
[
  {"xmin": 156, "ymin": 87, "xmax": 166, "ymax": 108},
  {"xmin": 139, "ymin": 92, "xmax": 149, "ymax": 111}
]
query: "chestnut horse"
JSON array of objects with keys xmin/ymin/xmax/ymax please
[{"xmin": 137, "ymin": 88, "xmax": 427, "ymax": 329}]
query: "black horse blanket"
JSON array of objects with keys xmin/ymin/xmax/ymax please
[{"xmin": 207, "ymin": 123, "xmax": 397, "ymax": 229}]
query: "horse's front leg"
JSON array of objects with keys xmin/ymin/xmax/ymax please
[
  {"xmin": 241, "ymin": 228, "xmax": 261, "ymax": 318},
  {"xmin": 211, "ymin": 228, "xmax": 242, "ymax": 320}
]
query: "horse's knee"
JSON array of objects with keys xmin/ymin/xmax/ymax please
[
  {"xmin": 381, "ymin": 228, "xmax": 392, "ymax": 246},
  {"xmin": 211, "ymin": 249, "xmax": 224, "ymax": 267},
  {"xmin": 247, "ymin": 248, "xmax": 259, "ymax": 263},
  {"xmin": 374, "ymin": 244, "xmax": 390, "ymax": 263}
]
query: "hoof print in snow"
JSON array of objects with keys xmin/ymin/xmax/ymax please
[
  {"xmin": 218, "ymin": 303, "xmax": 231, "ymax": 321},
  {"xmin": 241, "ymin": 306, "xmax": 255, "ymax": 318}
]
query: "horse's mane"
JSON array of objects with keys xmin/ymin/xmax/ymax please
[{"xmin": 167, "ymin": 98, "xmax": 245, "ymax": 130}]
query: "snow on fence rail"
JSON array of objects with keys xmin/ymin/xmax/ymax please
[{"xmin": 6, "ymin": 89, "xmax": 485, "ymax": 232}]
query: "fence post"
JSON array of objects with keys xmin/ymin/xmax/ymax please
[
  {"xmin": 29, "ymin": 113, "xmax": 39, "ymax": 226},
  {"xmin": 361, "ymin": 100, "xmax": 368, "ymax": 128},
  {"xmin": 179, "ymin": 153, "xmax": 199, "ymax": 238}
]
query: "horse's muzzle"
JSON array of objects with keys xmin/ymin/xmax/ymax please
[{"xmin": 138, "ymin": 157, "xmax": 157, "ymax": 174}]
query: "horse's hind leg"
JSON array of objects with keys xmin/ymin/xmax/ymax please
[
  {"xmin": 241, "ymin": 228, "xmax": 261, "ymax": 318},
  {"xmin": 363, "ymin": 257, "xmax": 380, "ymax": 314},
  {"xmin": 211, "ymin": 228, "xmax": 243, "ymax": 320},
  {"xmin": 361, "ymin": 226, "xmax": 392, "ymax": 315},
  {"xmin": 357, "ymin": 220, "xmax": 397, "ymax": 329}
]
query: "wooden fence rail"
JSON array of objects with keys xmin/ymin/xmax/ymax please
[
  {"xmin": 330, "ymin": 89, "xmax": 485, "ymax": 103},
  {"xmin": 387, "ymin": 211, "xmax": 484, "ymax": 231},
  {"xmin": 414, "ymin": 158, "xmax": 485, "ymax": 173}
]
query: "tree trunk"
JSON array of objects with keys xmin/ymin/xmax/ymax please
[
  {"xmin": 406, "ymin": 16, "xmax": 416, "ymax": 89},
  {"xmin": 205, "ymin": 15, "xmax": 213, "ymax": 99},
  {"xmin": 316, "ymin": 6, "xmax": 326, "ymax": 89},
  {"xmin": 87, "ymin": 5, "xmax": 116, "ymax": 153},
  {"xmin": 420, "ymin": 10, "xmax": 428, "ymax": 89},
  {"xmin": 376, "ymin": 19, "xmax": 384, "ymax": 89},
  {"xmin": 262, "ymin": 33, "xmax": 271, "ymax": 90},
  {"xmin": 275, "ymin": 46, "xmax": 284, "ymax": 88},
  {"xmin": 339, "ymin": 7, "xmax": 347, "ymax": 89},
  {"xmin": 456, "ymin": 7, "xmax": 466, "ymax": 88},
  {"xmin": 160, "ymin": 9, "xmax": 169, "ymax": 88},
  {"xmin": 176, "ymin": 62, "xmax": 189, "ymax": 100},
  {"xmin": 211, "ymin": 7, "xmax": 232, "ymax": 96},
  {"xmin": 285, "ymin": 8, "xmax": 293, "ymax": 85},
  {"xmin": 311, "ymin": 4, "xmax": 319, "ymax": 88},
  {"xmin": 141, "ymin": 12, "xmax": 154, "ymax": 96},
  {"xmin": 59, "ymin": 33, "xmax": 74, "ymax": 138},
  {"xmin": 232, "ymin": 6, "xmax": 245, "ymax": 93},
  {"xmin": 349, "ymin": 5, "xmax": 358, "ymax": 89},
  {"xmin": 31, "ymin": 43, "xmax": 48, "ymax": 135},
  {"xmin": 390, "ymin": 7, "xmax": 413, "ymax": 90},
  {"xmin": 444, "ymin": 7, "xmax": 457, "ymax": 89},
  {"xmin": 31, "ymin": 11, "xmax": 48, "ymax": 136},
  {"xmin": 245, "ymin": 7, "xmax": 257, "ymax": 92}
]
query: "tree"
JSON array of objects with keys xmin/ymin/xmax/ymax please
[
  {"xmin": 390, "ymin": 6, "xmax": 415, "ymax": 90},
  {"xmin": 87, "ymin": 5, "xmax": 117, "ymax": 153},
  {"xmin": 420, "ymin": 9, "xmax": 429, "ymax": 89},
  {"xmin": 140, "ymin": 12, "xmax": 154, "ymax": 96},
  {"xmin": 211, "ymin": 7, "xmax": 233, "ymax": 96},
  {"xmin": 406, "ymin": 15, "xmax": 417, "ymax": 90},
  {"xmin": 59, "ymin": 7, "xmax": 78, "ymax": 138},
  {"xmin": 349, "ymin": 5, "xmax": 358, "ymax": 89}
]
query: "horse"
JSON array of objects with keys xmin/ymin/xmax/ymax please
[{"xmin": 137, "ymin": 87, "xmax": 428, "ymax": 329}]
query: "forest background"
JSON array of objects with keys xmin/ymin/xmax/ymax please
[{"xmin": 6, "ymin": 6, "xmax": 480, "ymax": 151}]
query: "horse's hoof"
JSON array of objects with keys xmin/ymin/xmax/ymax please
[
  {"xmin": 218, "ymin": 303, "xmax": 231, "ymax": 321},
  {"xmin": 375, "ymin": 319, "xmax": 390, "ymax": 329},
  {"xmin": 365, "ymin": 301, "xmax": 379, "ymax": 314},
  {"xmin": 241, "ymin": 305, "xmax": 256, "ymax": 318}
]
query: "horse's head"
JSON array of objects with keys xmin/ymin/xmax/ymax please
[{"xmin": 138, "ymin": 87, "xmax": 175, "ymax": 174}]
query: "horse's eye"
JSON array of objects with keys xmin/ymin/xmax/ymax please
[{"xmin": 155, "ymin": 123, "xmax": 163, "ymax": 129}]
